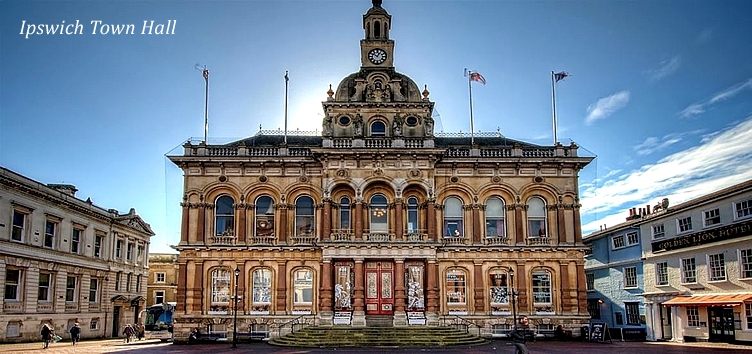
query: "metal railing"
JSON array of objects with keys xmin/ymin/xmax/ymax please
[
  {"xmin": 275, "ymin": 314, "xmax": 318, "ymax": 338},
  {"xmin": 439, "ymin": 315, "xmax": 482, "ymax": 337}
]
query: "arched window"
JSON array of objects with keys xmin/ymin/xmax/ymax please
[
  {"xmin": 252, "ymin": 268, "xmax": 272, "ymax": 312},
  {"xmin": 527, "ymin": 196, "xmax": 547, "ymax": 237},
  {"xmin": 255, "ymin": 196, "xmax": 274, "ymax": 237},
  {"xmin": 292, "ymin": 268, "xmax": 313, "ymax": 305},
  {"xmin": 445, "ymin": 269, "xmax": 467, "ymax": 304},
  {"xmin": 295, "ymin": 196, "xmax": 315, "ymax": 236},
  {"xmin": 489, "ymin": 268, "xmax": 510, "ymax": 308},
  {"xmin": 369, "ymin": 194, "xmax": 388, "ymax": 232},
  {"xmin": 210, "ymin": 268, "xmax": 231, "ymax": 314},
  {"xmin": 485, "ymin": 197, "xmax": 506, "ymax": 237},
  {"xmin": 532, "ymin": 270, "xmax": 552, "ymax": 306},
  {"xmin": 339, "ymin": 197, "xmax": 351, "ymax": 229},
  {"xmin": 444, "ymin": 197, "xmax": 464, "ymax": 237},
  {"xmin": 215, "ymin": 195, "xmax": 234, "ymax": 236},
  {"xmin": 374, "ymin": 20, "xmax": 381, "ymax": 38},
  {"xmin": 406, "ymin": 197, "xmax": 419, "ymax": 233},
  {"xmin": 370, "ymin": 121, "xmax": 386, "ymax": 136}
]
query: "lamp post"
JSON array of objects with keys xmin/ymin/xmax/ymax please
[
  {"xmin": 232, "ymin": 266, "xmax": 240, "ymax": 349},
  {"xmin": 509, "ymin": 267, "xmax": 517, "ymax": 327}
]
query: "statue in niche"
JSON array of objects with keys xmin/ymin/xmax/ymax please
[
  {"xmin": 392, "ymin": 114, "xmax": 403, "ymax": 137},
  {"xmin": 322, "ymin": 114, "xmax": 333, "ymax": 137},
  {"xmin": 352, "ymin": 114, "xmax": 363, "ymax": 137},
  {"xmin": 366, "ymin": 80, "xmax": 391, "ymax": 102},
  {"xmin": 390, "ymin": 80, "xmax": 405, "ymax": 101},
  {"xmin": 351, "ymin": 81, "xmax": 366, "ymax": 102},
  {"xmin": 424, "ymin": 116, "xmax": 434, "ymax": 137}
]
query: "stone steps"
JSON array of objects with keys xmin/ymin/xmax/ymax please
[{"xmin": 268, "ymin": 326, "xmax": 487, "ymax": 348}]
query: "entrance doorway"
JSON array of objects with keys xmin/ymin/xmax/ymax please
[
  {"xmin": 112, "ymin": 306, "xmax": 121, "ymax": 338},
  {"xmin": 708, "ymin": 306, "xmax": 735, "ymax": 343},
  {"xmin": 365, "ymin": 261, "xmax": 394, "ymax": 315}
]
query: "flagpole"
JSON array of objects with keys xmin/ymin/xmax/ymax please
[
  {"xmin": 468, "ymin": 72, "xmax": 475, "ymax": 146},
  {"xmin": 551, "ymin": 71, "xmax": 557, "ymax": 145},
  {"xmin": 284, "ymin": 71, "xmax": 289, "ymax": 145},
  {"xmin": 203, "ymin": 66, "xmax": 209, "ymax": 144}
]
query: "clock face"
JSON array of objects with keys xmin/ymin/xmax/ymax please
[{"xmin": 368, "ymin": 48, "xmax": 387, "ymax": 65}]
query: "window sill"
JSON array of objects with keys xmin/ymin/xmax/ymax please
[{"xmin": 708, "ymin": 279, "xmax": 727, "ymax": 283}]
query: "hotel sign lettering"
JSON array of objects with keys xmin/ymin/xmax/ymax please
[{"xmin": 652, "ymin": 219, "xmax": 752, "ymax": 253}]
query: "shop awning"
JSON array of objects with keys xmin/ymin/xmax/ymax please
[{"xmin": 663, "ymin": 293, "xmax": 752, "ymax": 307}]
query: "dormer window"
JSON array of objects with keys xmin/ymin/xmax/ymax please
[{"xmin": 370, "ymin": 121, "xmax": 386, "ymax": 136}]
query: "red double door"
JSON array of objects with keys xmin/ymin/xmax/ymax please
[{"xmin": 365, "ymin": 261, "xmax": 394, "ymax": 315}]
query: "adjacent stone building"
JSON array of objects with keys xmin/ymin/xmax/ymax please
[
  {"xmin": 168, "ymin": 1, "xmax": 594, "ymax": 342},
  {"xmin": 146, "ymin": 253, "xmax": 179, "ymax": 306},
  {"xmin": 0, "ymin": 166, "xmax": 154, "ymax": 342}
]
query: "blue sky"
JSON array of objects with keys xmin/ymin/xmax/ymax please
[{"xmin": 2, "ymin": 0, "xmax": 751, "ymax": 253}]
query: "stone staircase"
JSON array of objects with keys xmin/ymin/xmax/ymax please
[{"xmin": 268, "ymin": 326, "xmax": 487, "ymax": 348}]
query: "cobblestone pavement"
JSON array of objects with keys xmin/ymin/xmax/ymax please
[{"xmin": 1, "ymin": 339, "xmax": 751, "ymax": 354}]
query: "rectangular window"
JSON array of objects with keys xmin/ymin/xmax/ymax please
[
  {"xmin": 126, "ymin": 273, "xmax": 132, "ymax": 292},
  {"xmin": 746, "ymin": 303, "xmax": 752, "ymax": 330},
  {"xmin": 736, "ymin": 198, "xmax": 752, "ymax": 219},
  {"xmin": 625, "ymin": 302, "xmax": 640, "ymax": 325},
  {"xmin": 115, "ymin": 239, "xmax": 123, "ymax": 259},
  {"xmin": 445, "ymin": 269, "xmax": 467, "ymax": 304},
  {"xmin": 44, "ymin": 220, "xmax": 57, "ymax": 249},
  {"xmin": 687, "ymin": 306, "xmax": 700, "ymax": 327},
  {"xmin": 656, "ymin": 262, "xmax": 669, "ymax": 286},
  {"xmin": 741, "ymin": 249, "xmax": 752, "ymax": 279},
  {"xmin": 89, "ymin": 278, "xmax": 99, "ymax": 302},
  {"xmin": 126, "ymin": 243, "xmax": 134, "ymax": 261},
  {"xmin": 677, "ymin": 216, "xmax": 692, "ymax": 233},
  {"xmin": 65, "ymin": 276, "xmax": 77, "ymax": 302},
  {"xmin": 652, "ymin": 224, "xmax": 665, "ymax": 239},
  {"xmin": 612, "ymin": 235, "xmax": 625, "ymax": 249},
  {"xmin": 586, "ymin": 273, "xmax": 595, "ymax": 291},
  {"xmin": 71, "ymin": 228, "xmax": 82, "ymax": 254},
  {"xmin": 11, "ymin": 210, "xmax": 26, "ymax": 242},
  {"xmin": 615, "ymin": 312, "xmax": 623, "ymax": 325},
  {"xmin": 156, "ymin": 272, "xmax": 166, "ymax": 283},
  {"xmin": 90, "ymin": 319, "xmax": 99, "ymax": 331},
  {"xmin": 532, "ymin": 271, "xmax": 552, "ymax": 305},
  {"xmin": 681, "ymin": 258, "xmax": 697, "ymax": 283},
  {"xmin": 626, "ymin": 232, "xmax": 639, "ymax": 246},
  {"xmin": 155, "ymin": 290, "xmax": 165, "ymax": 305},
  {"xmin": 4, "ymin": 269, "xmax": 21, "ymax": 300},
  {"xmin": 623, "ymin": 267, "xmax": 637, "ymax": 288},
  {"xmin": 708, "ymin": 253, "xmax": 726, "ymax": 281},
  {"xmin": 38, "ymin": 272, "xmax": 51, "ymax": 301},
  {"xmin": 115, "ymin": 272, "xmax": 121, "ymax": 291},
  {"xmin": 704, "ymin": 208, "xmax": 720, "ymax": 227},
  {"xmin": 584, "ymin": 245, "xmax": 593, "ymax": 256},
  {"xmin": 94, "ymin": 235, "xmax": 103, "ymax": 258},
  {"xmin": 137, "ymin": 245, "xmax": 144, "ymax": 264},
  {"xmin": 587, "ymin": 299, "xmax": 601, "ymax": 319},
  {"xmin": 136, "ymin": 275, "xmax": 141, "ymax": 292}
]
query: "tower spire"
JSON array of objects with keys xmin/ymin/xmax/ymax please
[{"xmin": 372, "ymin": 0, "xmax": 382, "ymax": 8}]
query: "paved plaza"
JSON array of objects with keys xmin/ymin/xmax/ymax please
[{"xmin": 1, "ymin": 338, "xmax": 751, "ymax": 354}]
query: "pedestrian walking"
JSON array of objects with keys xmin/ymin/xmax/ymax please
[
  {"xmin": 69, "ymin": 322, "xmax": 82, "ymax": 345},
  {"xmin": 510, "ymin": 316, "xmax": 530, "ymax": 354},
  {"xmin": 123, "ymin": 324, "xmax": 134, "ymax": 343},
  {"xmin": 40, "ymin": 324, "xmax": 53, "ymax": 349}
]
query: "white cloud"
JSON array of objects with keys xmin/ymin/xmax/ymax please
[
  {"xmin": 649, "ymin": 55, "xmax": 681, "ymax": 82},
  {"xmin": 680, "ymin": 78, "xmax": 752, "ymax": 118},
  {"xmin": 581, "ymin": 117, "xmax": 752, "ymax": 234},
  {"xmin": 585, "ymin": 91, "xmax": 630, "ymax": 125},
  {"xmin": 633, "ymin": 131, "xmax": 700, "ymax": 156},
  {"xmin": 697, "ymin": 28, "xmax": 713, "ymax": 44}
]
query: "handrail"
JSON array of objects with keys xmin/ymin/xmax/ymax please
[
  {"xmin": 438, "ymin": 315, "xmax": 482, "ymax": 337},
  {"xmin": 275, "ymin": 314, "xmax": 317, "ymax": 338}
]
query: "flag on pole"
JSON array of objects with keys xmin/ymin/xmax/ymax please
[
  {"xmin": 203, "ymin": 68, "xmax": 209, "ymax": 80},
  {"xmin": 554, "ymin": 71, "xmax": 568, "ymax": 82},
  {"xmin": 469, "ymin": 72, "xmax": 486, "ymax": 85}
]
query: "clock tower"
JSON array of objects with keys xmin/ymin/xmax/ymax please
[{"xmin": 360, "ymin": 0, "xmax": 394, "ymax": 68}]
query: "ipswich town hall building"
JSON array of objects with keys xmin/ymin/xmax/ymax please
[{"xmin": 168, "ymin": 0, "xmax": 594, "ymax": 342}]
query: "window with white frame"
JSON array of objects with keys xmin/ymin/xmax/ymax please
[
  {"xmin": 735, "ymin": 198, "xmax": 752, "ymax": 219},
  {"xmin": 71, "ymin": 228, "xmax": 82, "ymax": 254},
  {"xmin": 652, "ymin": 223, "xmax": 665, "ymax": 239},
  {"xmin": 215, "ymin": 195, "xmax": 235, "ymax": 236},
  {"xmin": 532, "ymin": 270, "xmax": 552, "ymax": 305},
  {"xmin": 626, "ymin": 232, "xmax": 639, "ymax": 246},
  {"xmin": 126, "ymin": 273, "xmax": 132, "ymax": 292},
  {"xmin": 115, "ymin": 239, "xmax": 123, "ymax": 259},
  {"xmin": 155, "ymin": 290, "xmax": 165, "ymax": 305},
  {"xmin": 255, "ymin": 195, "xmax": 275, "ymax": 237},
  {"xmin": 126, "ymin": 242, "xmax": 134, "ymax": 261},
  {"xmin": 741, "ymin": 249, "xmax": 752, "ymax": 279},
  {"xmin": 4, "ymin": 269, "xmax": 21, "ymax": 301},
  {"xmin": 38, "ymin": 272, "xmax": 52, "ymax": 301},
  {"xmin": 708, "ymin": 253, "xmax": 726, "ymax": 281},
  {"xmin": 339, "ymin": 196, "xmax": 352, "ymax": 230},
  {"xmin": 94, "ymin": 235, "xmax": 104, "ymax": 258},
  {"xmin": 115, "ymin": 272, "xmax": 122, "ymax": 291},
  {"xmin": 623, "ymin": 267, "xmax": 637, "ymax": 288},
  {"xmin": 445, "ymin": 268, "xmax": 467, "ymax": 304},
  {"xmin": 704, "ymin": 208, "xmax": 720, "ymax": 227},
  {"xmin": 625, "ymin": 302, "xmax": 640, "ymax": 325},
  {"xmin": 681, "ymin": 258, "xmax": 697, "ymax": 283},
  {"xmin": 586, "ymin": 273, "xmax": 595, "ymax": 291},
  {"xmin": 406, "ymin": 197, "xmax": 419, "ymax": 233},
  {"xmin": 156, "ymin": 272, "xmax": 166, "ymax": 283},
  {"xmin": 252, "ymin": 268, "xmax": 272, "ymax": 311},
  {"xmin": 65, "ymin": 276, "xmax": 77, "ymax": 302},
  {"xmin": 295, "ymin": 195, "xmax": 315, "ymax": 236},
  {"xmin": 136, "ymin": 275, "xmax": 142, "ymax": 292},
  {"xmin": 677, "ymin": 216, "xmax": 692, "ymax": 233},
  {"xmin": 687, "ymin": 306, "xmax": 700, "ymax": 327},
  {"xmin": 11, "ymin": 210, "xmax": 27, "ymax": 242},
  {"xmin": 293, "ymin": 268, "xmax": 313, "ymax": 305},
  {"xmin": 746, "ymin": 303, "xmax": 752, "ymax": 330},
  {"xmin": 90, "ymin": 318, "xmax": 99, "ymax": 331},
  {"xmin": 612, "ymin": 235, "xmax": 625, "ymax": 249},
  {"xmin": 44, "ymin": 220, "xmax": 57, "ymax": 249},
  {"xmin": 527, "ymin": 197, "xmax": 547, "ymax": 238},
  {"xmin": 485, "ymin": 197, "xmax": 506, "ymax": 237},
  {"xmin": 656, "ymin": 262, "xmax": 669, "ymax": 286},
  {"xmin": 443, "ymin": 197, "xmax": 464, "ymax": 237},
  {"xmin": 210, "ymin": 268, "xmax": 231, "ymax": 313},
  {"xmin": 137, "ymin": 245, "xmax": 144, "ymax": 264},
  {"xmin": 89, "ymin": 278, "xmax": 99, "ymax": 303}
]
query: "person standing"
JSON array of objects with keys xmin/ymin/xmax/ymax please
[
  {"xmin": 40, "ymin": 324, "xmax": 53, "ymax": 349},
  {"xmin": 69, "ymin": 323, "xmax": 81, "ymax": 345},
  {"xmin": 510, "ymin": 316, "xmax": 530, "ymax": 354}
]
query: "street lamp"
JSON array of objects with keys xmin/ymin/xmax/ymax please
[
  {"xmin": 509, "ymin": 267, "xmax": 518, "ymax": 328},
  {"xmin": 232, "ymin": 266, "xmax": 240, "ymax": 349}
]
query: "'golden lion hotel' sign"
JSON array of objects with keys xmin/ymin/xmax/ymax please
[{"xmin": 651, "ymin": 219, "xmax": 752, "ymax": 253}]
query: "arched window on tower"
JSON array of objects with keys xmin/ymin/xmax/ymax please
[
  {"xmin": 255, "ymin": 196, "xmax": 275, "ymax": 237},
  {"xmin": 374, "ymin": 20, "xmax": 381, "ymax": 38},
  {"xmin": 339, "ymin": 197, "xmax": 351, "ymax": 230},
  {"xmin": 406, "ymin": 197, "xmax": 419, "ymax": 233},
  {"xmin": 369, "ymin": 194, "xmax": 388, "ymax": 232},
  {"xmin": 444, "ymin": 197, "xmax": 464, "ymax": 237},
  {"xmin": 370, "ymin": 121, "xmax": 386, "ymax": 136},
  {"xmin": 527, "ymin": 196, "xmax": 547, "ymax": 238},
  {"xmin": 215, "ymin": 195, "xmax": 234, "ymax": 236},
  {"xmin": 485, "ymin": 197, "xmax": 506, "ymax": 238},
  {"xmin": 295, "ymin": 196, "xmax": 315, "ymax": 236}
]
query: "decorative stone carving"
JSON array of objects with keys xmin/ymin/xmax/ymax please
[
  {"xmin": 424, "ymin": 116, "xmax": 434, "ymax": 137},
  {"xmin": 322, "ymin": 114, "xmax": 333, "ymax": 137},
  {"xmin": 351, "ymin": 80, "xmax": 366, "ymax": 102},
  {"xmin": 353, "ymin": 114, "xmax": 363, "ymax": 137}
]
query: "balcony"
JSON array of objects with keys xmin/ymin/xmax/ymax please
[
  {"xmin": 291, "ymin": 234, "xmax": 316, "ymax": 245},
  {"xmin": 526, "ymin": 236, "xmax": 553, "ymax": 246},
  {"xmin": 404, "ymin": 230, "xmax": 427, "ymax": 242},
  {"xmin": 365, "ymin": 231, "xmax": 394, "ymax": 242},
  {"xmin": 210, "ymin": 235, "xmax": 237, "ymax": 246},
  {"xmin": 485, "ymin": 236, "xmax": 512, "ymax": 246},
  {"xmin": 330, "ymin": 229, "xmax": 354, "ymax": 241},
  {"xmin": 251, "ymin": 236, "xmax": 276, "ymax": 245},
  {"xmin": 441, "ymin": 236, "xmax": 468, "ymax": 246}
]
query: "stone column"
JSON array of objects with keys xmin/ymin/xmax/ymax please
[
  {"xmin": 515, "ymin": 263, "xmax": 527, "ymax": 313},
  {"xmin": 354, "ymin": 200, "xmax": 363, "ymax": 240},
  {"xmin": 573, "ymin": 202, "xmax": 583, "ymax": 244},
  {"xmin": 237, "ymin": 262, "xmax": 246, "ymax": 312},
  {"xmin": 276, "ymin": 261, "xmax": 287, "ymax": 313},
  {"xmin": 559, "ymin": 262, "xmax": 571, "ymax": 313},
  {"xmin": 394, "ymin": 199, "xmax": 404, "ymax": 240},
  {"xmin": 514, "ymin": 204, "xmax": 525, "ymax": 245},
  {"xmin": 322, "ymin": 198, "xmax": 332, "ymax": 241},
  {"xmin": 320, "ymin": 260, "xmax": 333, "ymax": 312},
  {"xmin": 177, "ymin": 262, "xmax": 188, "ymax": 313},
  {"xmin": 180, "ymin": 201, "xmax": 189, "ymax": 243},
  {"xmin": 236, "ymin": 204, "xmax": 246, "ymax": 244},
  {"xmin": 353, "ymin": 260, "xmax": 365, "ymax": 312},
  {"xmin": 473, "ymin": 263, "xmax": 484, "ymax": 312},
  {"xmin": 557, "ymin": 204, "xmax": 567, "ymax": 244},
  {"xmin": 394, "ymin": 259, "xmax": 406, "ymax": 312},
  {"xmin": 278, "ymin": 204, "xmax": 288, "ymax": 243},
  {"xmin": 426, "ymin": 260, "xmax": 439, "ymax": 312},
  {"xmin": 193, "ymin": 261, "xmax": 204, "ymax": 312},
  {"xmin": 472, "ymin": 205, "xmax": 481, "ymax": 244},
  {"xmin": 197, "ymin": 202, "xmax": 206, "ymax": 244},
  {"xmin": 576, "ymin": 263, "xmax": 588, "ymax": 314},
  {"xmin": 426, "ymin": 199, "xmax": 436, "ymax": 241}
]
